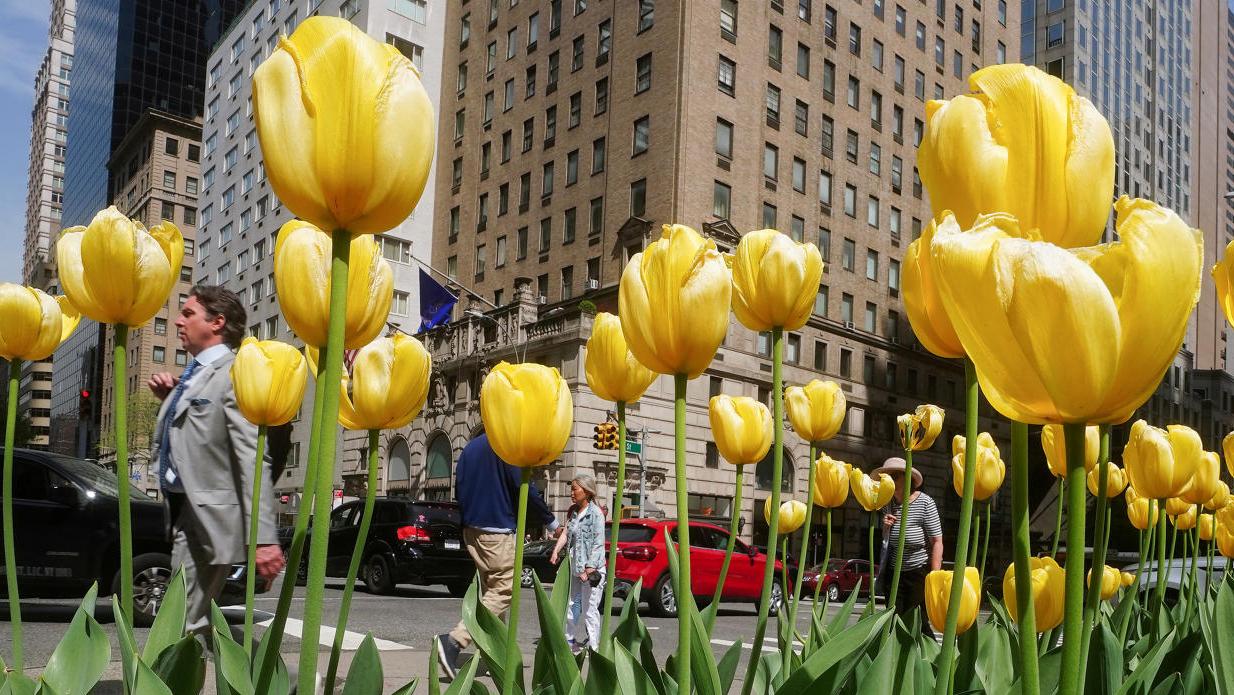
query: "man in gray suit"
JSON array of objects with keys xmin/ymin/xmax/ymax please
[{"xmin": 149, "ymin": 285, "xmax": 285, "ymax": 632}]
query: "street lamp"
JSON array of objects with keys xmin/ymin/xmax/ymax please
[{"xmin": 465, "ymin": 309, "xmax": 527, "ymax": 362}]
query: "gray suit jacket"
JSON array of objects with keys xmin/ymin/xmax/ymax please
[{"xmin": 153, "ymin": 350, "xmax": 279, "ymax": 565}]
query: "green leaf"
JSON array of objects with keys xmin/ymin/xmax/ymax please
[
  {"xmin": 113, "ymin": 594, "xmax": 141, "ymax": 686},
  {"xmin": 776, "ymin": 609, "xmax": 893, "ymax": 695},
  {"xmin": 460, "ymin": 575, "xmax": 514, "ymax": 687},
  {"xmin": 748, "ymin": 653, "xmax": 779, "ymax": 695},
  {"xmin": 1147, "ymin": 674, "xmax": 1182, "ymax": 695},
  {"xmin": 132, "ymin": 655, "xmax": 175, "ymax": 695},
  {"xmin": 0, "ymin": 673, "xmax": 36, "ymax": 695},
  {"xmin": 531, "ymin": 575, "xmax": 577, "ymax": 695},
  {"xmin": 442, "ymin": 652, "xmax": 482, "ymax": 695},
  {"xmin": 825, "ymin": 581, "xmax": 865, "ymax": 637},
  {"xmin": 610, "ymin": 643, "xmax": 660, "ymax": 695},
  {"xmin": 40, "ymin": 584, "xmax": 110, "ymax": 695},
  {"xmin": 150, "ymin": 634, "xmax": 206, "ymax": 695},
  {"xmin": 342, "ymin": 634, "xmax": 384, "ymax": 695},
  {"xmin": 1084, "ymin": 622, "xmax": 1125, "ymax": 695},
  {"xmin": 717, "ymin": 639, "xmax": 742, "ymax": 695},
  {"xmin": 212, "ymin": 625, "xmax": 254, "ymax": 695},
  {"xmin": 973, "ymin": 613, "xmax": 1015, "ymax": 694},
  {"xmin": 1202, "ymin": 576, "xmax": 1234, "ymax": 695},
  {"xmin": 857, "ymin": 621, "xmax": 917, "ymax": 695},
  {"xmin": 951, "ymin": 619, "xmax": 980, "ymax": 693},
  {"xmin": 584, "ymin": 648, "xmax": 619, "ymax": 695},
  {"xmin": 428, "ymin": 632, "xmax": 442, "ymax": 695},
  {"xmin": 248, "ymin": 635, "xmax": 290, "ymax": 695},
  {"xmin": 1115, "ymin": 629, "xmax": 1176, "ymax": 695},
  {"xmin": 390, "ymin": 678, "xmax": 420, "ymax": 695},
  {"xmin": 662, "ymin": 527, "xmax": 724, "ymax": 695},
  {"xmin": 143, "ymin": 569, "xmax": 187, "ymax": 663}
]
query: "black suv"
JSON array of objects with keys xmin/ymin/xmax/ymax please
[
  {"xmin": 0, "ymin": 447, "xmax": 263, "ymax": 625},
  {"xmin": 284, "ymin": 498, "xmax": 475, "ymax": 596}
]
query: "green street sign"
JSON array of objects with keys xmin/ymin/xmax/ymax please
[{"xmin": 624, "ymin": 441, "xmax": 642, "ymax": 455}]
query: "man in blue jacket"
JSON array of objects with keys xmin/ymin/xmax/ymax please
[{"xmin": 435, "ymin": 434, "xmax": 559, "ymax": 677}]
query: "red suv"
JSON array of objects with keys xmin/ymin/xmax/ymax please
[
  {"xmin": 801, "ymin": 559, "xmax": 877, "ymax": 602},
  {"xmin": 607, "ymin": 519, "xmax": 787, "ymax": 618}
]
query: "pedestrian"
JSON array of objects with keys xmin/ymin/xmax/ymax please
[
  {"xmin": 434, "ymin": 434, "xmax": 559, "ymax": 678},
  {"xmin": 148, "ymin": 286, "xmax": 285, "ymax": 635},
  {"xmin": 875, "ymin": 456, "xmax": 943, "ymax": 637},
  {"xmin": 550, "ymin": 473, "xmax": 606, "ymax": 652}
]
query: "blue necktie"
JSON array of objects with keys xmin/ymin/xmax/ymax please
[{"xmin": 158, "ymin": 360, "xmax": 198, "ymax": 491}]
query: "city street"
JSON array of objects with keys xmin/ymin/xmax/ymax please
[{"xmin": 0, "ymin": 573, "xmax": 875, "ymax": 693}]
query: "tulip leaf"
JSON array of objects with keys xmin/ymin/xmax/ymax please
[
  {"xmin": 1199, "ymin": 577, "xmax": 1234, "ymax": 695},
  {"xmin": 441, "ymin": 652, "xmax": 481, "ymax": 695},
  {"xmin": 150, "ymin": 634, "xmax": 206, "ymax": 695},
  {"xmin": 113, "ymin": 594, "xmax": 141, "ymax": 686},
  {"xmin": 857, "ymin": 621, "xmax": 917, "ymax": 695},
  {"xmin": 211, "ymin": 603, "xmax": 253, "ymax": 695},
  {"xmin": 41, "ymin": 584, "xmax": 110, "ymax": 695},
  {"xmin": 341, "ymin": 634, "xmax": 383, "ymax": 695},
  {"xmin": 825, "ymin": 579, "xmax": 865, "ymax": 636},
  {"xmin": 776, "ymin": 609, "xmax": 892, "ymax": 695},
  {"xmin": 717, "ymin": 639, "xmax": 742, "ymax": 695},
  {"xmin": 1154, "ymin": 632, "xmax": 1204, "ymax": 695},
  {"xmin": 661, "ymin": 525, "xmax": 724, "ymax": 695},
  {"xmin": 973, "ymin": 615, "xmax": 1015, "ymax": 694},
  {"xmin": 611, "ymin": 642, "xmax": 660, "ymax": 695},
  {"xmin": 1085, "ymin": 623, "xmax": 1125, "ymax": 695},
  {"xmin": 532, "ymin": 575, "xmax": 578, "ymax": 695},
  {"xmin": 428, "ymin": 633, "xmax": 442, "ymax": 695},
  {"xmin": 0, "ymin": 672, "xmax": 36, "ymax": 695},
  {"xmin": 584, "ymin": 648, "xmax": 619, "ymax": 695},
  {"xmin": 1114, "ymin": 629, "xmax": 1177, "ymax": 695},
  {"xmin": 132, "ymin": 655, "xmax": 176, "ymax": 695},
  {"xmin": 748, "ymin": 653, "xmax": 779, "ymax": 695},
  {"xmin": 144, "ymin": 568, "xmax": 188, "ymax": 662},
  {"xmin": 1147, "ymin": 674, "xmax": 1183, "ymax": 695},
  {"xmin": 461, "ymin": 575, "xmax": 512, "ymax": 685},
  {"xmin": 390, "ymin": 678, "xmax": 420, "ymax": 695}
]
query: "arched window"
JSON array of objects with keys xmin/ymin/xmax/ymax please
[
  {"xmin": 755, "ymin": 447, "xmax": 795, "ymax": 492},
  {"xmin": 388, "ymin": 438, "xmax": 411, "ymax": 483},
  {"xmin": 426, "ymin": 434, "xmax": 453, "ymax": 480}
]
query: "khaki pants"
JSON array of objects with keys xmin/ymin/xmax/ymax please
[{"xmin": 450, "ymin": 528, "xmax": 515, "ymax": 648}]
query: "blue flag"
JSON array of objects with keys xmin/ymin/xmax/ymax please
[{"xmin": 419, "ymin": 268, "xmax": 458, "ymax": 331}]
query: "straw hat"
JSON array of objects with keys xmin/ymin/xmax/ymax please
[{"xmin": 872, "ymin": 456, "xmax": 923, "ymax": 489}]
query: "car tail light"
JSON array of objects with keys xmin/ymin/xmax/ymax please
[
  {"xmin": 622, "ymin": 545, "xmax": 657, "ymax": 562},
  {"xmin": 397, "ymin": 525, "xmax": 431, "ymax": 542}
]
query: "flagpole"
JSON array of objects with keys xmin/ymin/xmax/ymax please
[{"xmin": 411, "ymin": 255, "xmax": 500, "ymax": 310}]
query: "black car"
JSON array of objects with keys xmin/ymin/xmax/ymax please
[
  {"xmin": 284, "ymin": 498, "xmax": 475, "ymax": 596},
  {"xmin": 0, "ymin": 447, "xmax": 262, "ymax": 626},
  {"xmin": 521, "ymin": 539, "xmax": 561, "ymax": 587}
]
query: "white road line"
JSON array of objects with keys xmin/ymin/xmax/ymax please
[
  {"xmin": 256, "ymin": 617, "xmax": 413, "ymax": 651},
  {"xmin": 709, "ymin": 637, "xmax": 802, "ymax": 652}
]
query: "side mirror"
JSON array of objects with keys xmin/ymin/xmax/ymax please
[{"xmin": 49, "ymin": 485, "xmax": 79, "ymax": 507}]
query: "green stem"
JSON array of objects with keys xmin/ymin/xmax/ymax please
[
  {"xmin": 113, "ymin": 326, "xmax": 134, "ymax": 625},
  {"xmin": 708, "ymin": 463, "xmax": 744, "ymax": 635},
  {"xmin": 741, "ymin": 327, "xmax": 783, "ymax": 695},
  {"xmin": 1079, "ymin": 425, "xmax": 1111, "ymax": 678},
  {"xmin": 979, "ymin": 503, "xmax": 991, "ymax": 580},
  {"xmin": 868, "ymin": 512, "xmax": 877, "ymax": 609},
  {"xmin": 787, "ymin": 444, "xmax": 817, "ymax": 659},
  {"xmin": 1187, "ymin": 517, "xmax": 1198, "ymax": 622},
  {"xmin": 933, "ymin": 358, "xmax": 980, "ymax": 695},
  {"xmin": 812, "ymin": 509, "xmax": 832, "ymax": 613},
  {"xmin": 297, "ymin": 230, "xmax": 351, "ymax": 695},
  {"xmin": 244, "ymin": 426, "xmax": 268, "ymax": 656},
  {"xmin": 1140, "ymin": 503, "xmax": 1158, "ymax": 615},
  {"xmin": 1050, "ymin": 478, "xmax": 1064, "ymax": 559},
  {"xmin": 888, "ymin": 447, "xmax": 914, "ymax": 609},
  {"xmin": 969, "ymin": 510, "xmax": 982, "ymax": 579},
  {"xmin": 1010, "ymin": 421, "xmax": 1040, "ymax": 695},
  {"xmin": 3, "ymin": 358, "xmax": 22, "ymax": 671},
  {"xmin": 781, "ymin": 536, "xmax": 791, "ymax": 617},
  {"xmin": 601, "ymin": 401, "xmax": 627, "ymax": 649},
  {"xmin": 1057, "ymin": 423, "xmax": 1089, "ymax": 695},
  {"xmin": 1121, "ymin": 526, "xmax": 1146, "ymax": 645},
  {"xmin": 501, "ymin": 469, "xmax": 532, "ymax": 695},
  {"xmin": 325, "ymin": 429, "xmax": 380, "ymax": 692},
  {"xmin": 673, "ymin": 372, "xmax": 692, "ymax": 695}
]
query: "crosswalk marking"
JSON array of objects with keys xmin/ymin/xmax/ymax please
[{"xmin": 256, "ymin": 616, "xmax": 414, "ymax": 651}]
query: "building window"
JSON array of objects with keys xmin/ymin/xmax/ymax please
[
  {"xmin": 768, "ymin": 25, "xmax": 782, "ymax": 68},
  {"xmin": 762, "ymin": 203, "xmax": 777, "ymax": 228},
  {"xmin": 794, "ymin": 100, "xmax": 808, "ymax": 136},
  {"xmin": 595, "ymin": 77, "xmax": 608, "ymax": 114},
  {"xmin": 632, "ymin": 116, "xmax": 650, "ymax": 155},
  {"xmin": 564, "ymin": 207, "xmax": 577, "ymax": 243},
  {"xmin": 636, "ymin": 53, "xmax": 653, "ymax": 93},
  {"xmin": 718, "ymin": 55, "xmax": 736, "ymax": 95},
  {"xmin": 814, "ymin": 285, "xmax": 828, "ymax": 317},
  {"xmin": 540, "ymin": 218, "xmax": 552, "ymax": 252},
  {"xmin": 572, "ymin": 35, "xmax": 585, "ymax": 71},
  {"xmin": 720, "ymin": 0, "xmax": 738, "ymax": 39},
  {"xmin": 766, "ymin": 84, "xmax": 781, "ymax": 121},
  {"xmin": 630, "ymin": 179, "xmax": 647, "ymax": 217},
  {"xmin": 763, "ymin": 143, "xmax": 778, "ymax": 180},
  {"xmin": 598, "ymin": 19, "xmax": 612, "ymax": 59},
  {"xmin": 796, "ymin": 42, "xmax": 810, "ymax": 78},
  {"xmin": 638, "ymin": 0, "xmax": 654, "ymax": 31},
  {"xmin": 716, "ymin": 119, "xmax": 733, "ymax": 158},
  {"xmin": 590, "ymin": 197, "xmax": 604, "ymax": 234},
  {"xmin": 844, "ymin": 184, "xmax": 856, "ymax": 217},
  {"xmin": 842, "ymin": 239, "xmax": 855, "ymax": 271},
  {"xmin": 569, "ymin": 91, "xmax": 581, "ymax": 127},
  {"xmin": 866, "ymin": 249, "xmax": 878, "ymax": 280},
  {"xmin": 713, "ymin": 181, "xmax": 731, "ymax": 219}
]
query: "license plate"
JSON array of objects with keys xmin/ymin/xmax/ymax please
[{"xmin": 444, "ymin": 539, "xmax": 460, "ymax": 550}]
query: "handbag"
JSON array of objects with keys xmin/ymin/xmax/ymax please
[{"xmin": 587, "ymin": 568, "xmax": 603, "ymax": 588}]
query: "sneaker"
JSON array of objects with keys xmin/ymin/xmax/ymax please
[{"xmin": 434, "ymin": 633, "xmax": 460, "ymax": 679}]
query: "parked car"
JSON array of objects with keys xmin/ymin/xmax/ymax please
[
  {"xmin": 800, "ymin": 559, "xmax": 877, "ymax": 602},
  {"xmin": 1122, "ymin": 556, "xmax": 1229, "ymax": 604},
  {"xmin": 607, "ymin": 519, "xmax": 788, "ymax": 618},
  {"xmin": 283, "ymin": 498, "xmax": 475, "ymax": 596},
  {"xmin": 520, "ymin": 539, "xmax": 563, "ymax": 587},
  {"xmin": 0, "ymin": 447, "xmax": 264, "ymax": 626}
]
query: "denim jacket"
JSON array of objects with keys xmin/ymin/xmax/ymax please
[{"xmin": 567, "ymin": 502, "xmax": 606, "ymax": 575}]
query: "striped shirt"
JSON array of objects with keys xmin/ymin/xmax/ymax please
[{"xmin": 883, "ymin": 493, "xmax": 942, "ymax": 571}]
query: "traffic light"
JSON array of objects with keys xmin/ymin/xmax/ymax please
[
  {"xmin": 602, "ymin": 422, "xmax": 619, "ymax": 450},
  {"xmin": 593, "ymin": 424, "xmax": 605, "ymax": 450},
  {"xmin": 78, "ymin": 389, "xmax": 92, "ymax": 419}
]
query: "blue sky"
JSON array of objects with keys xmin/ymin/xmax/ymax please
[{"xmin": 0, "ymin": 0, "xmax": 51, "ymax": 285}]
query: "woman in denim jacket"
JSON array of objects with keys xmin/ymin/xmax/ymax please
[{"xmin": 551, "ymin": 473, "xmax": 606, "ymax": 651}]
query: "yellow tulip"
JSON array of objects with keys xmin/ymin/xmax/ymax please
[
  {"xmin": 1126, "ymin": 496, "xmax": 1159, "ymax": 531},
  {"xmin": 584, "ymin": 312, "xmax": 656, "ymax": 403},
  {"xmin": 902, "ymin": 217, "xmax": 965, "ymax": 358},
  {"xmin": 917, "ymin": 63, "xmax": 1114, "ymax": 249},
  {"xmin": 618, "ymin": 225, "xmax": 730, "ymax": 378},
  {"xmin": 708, "ymin": 395, "xmax": 773, "ymax": 466},
  {"xmin": 1213, "ymin": 239, "xmax": 1234, "ymax": 342},
  {"xmin": 1217, "ymin": 522, "xmax": 1234, "ymax": 559},
  {"xmin": 252, "ymin": 16, "xmax": 435, "ymax": 237},
  {"xmin": 813, "ymin": 453, "xmax": 852, "ymax": 508},
  {"xmin": 1178, "ymin": 451, "xmax": 1222, "ymax": 505},
  {"xmin": 764, "ymin": 499, "xmax": 807, "ymax": 534},
  {"xmin": 1086, "ymin": 565, "xmax": 1121, "ymax": 600},
  {"xmin": 1218, "ymin": 503, "xmax": 1234, "ymax": 530},
  {"xmin": 728, "ymin": 228, "xmax": 823, "ymax": 332},
  {"xmin": 1040, "ymin": 424, "xmax": 1100, "ymax": 478},
  {"xmin": 785, "ymin": 379, "xmax": 846, "ymax": 443},
  {"xmin": 850, "ymin": 469, "xmax": 895, "ymax": 511},
  {"xmin": 1123, "ymin": 420, "xmax": 1202, "ymax": 501},
  {"xmin": 1171, "ymin": 505, "xmax": 1197, "ymax": 531},
  {"xmin": 1206, "ymin": 482, "xmax": 1231, "ymax": 511},
  {"xmin": 1164, "ymin": 496, "xmax": 1192, "ymax": 517},
  {"xmin": 925, "ymin": 567, "xmax": 981, "ymax": 635},
  {"xmin": 898, "ymin": 404, "xmax": 944, "ymax": 451},
  {"xmin": 1199, "ymin": 514, "xmax": 1216, "ymax": 541},
  {"xmin": 1086, "ymin": 463, "xmax": 1128, "ymax": 498},
  {"xmin": 273, "ymin": 220, "xmax": 392, "ymax": 349},
  {"xmin": 337, "ymin": 334, "xmax": 431, "ymax": 430},
  {"xmin": 950, "ymin": 432, "xmax": 1005, "ymax": 501},
  {"xmin": 930, "ymin": 201, "xmax": 1202, "ymax": 425},
  {"xmin": 1120, "ymin": 571, "xmax": 1135, "ymax": 588},
  {"xmin": 479, "ymin": 361, "xmax": 573, "ymax": 468},
  {"xmin": 1223, "ymin": 430, "xmax": 1234, "ymax": 479},
  {"xmin": 1003, "ymin": 556, "xmax": 1066, "ymax": 632},
  {"xmin": 231, "ymin": 338, "xmax": 309, "ymax": 426},
  {"xmin": 0, "ymin": 284, "xmax": 79, "ymax": 362},
  {"xmin": 56, "ymin": 206, "xmax": 183, "ymax": 327}
]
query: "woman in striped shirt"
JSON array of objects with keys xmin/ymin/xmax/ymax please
[{"xmin": 876, "ymin": 456, "xmax": 943, "ymax": 636}]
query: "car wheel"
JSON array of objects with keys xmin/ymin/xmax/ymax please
[
  {"xmin": 117, "ymin": 553, "xmax": 172, "ymax": 628},
  {"xmin": 651, "ymin": 574, "xmax": 677, "ymax": 618},
  {"xmin": 826, "ymin": 583, "xmax": 840, "ymax": 602},
  {"xmin": 365, "ymin": 555, "xmax": 394, "ymax": 595},
  {"xmin": 766, "ymin": 579, "xmax": 784, "ymax": 617},
  {"xmin": 446, "ymin": 581, "xmax": 470, "ymax": 598},
  {"xmin": 521, "ymin": 566, "xmax": 535, "ymax": 588}
]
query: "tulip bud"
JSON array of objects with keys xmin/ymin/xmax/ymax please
[
  {"xmin": 0, "ymin": 285, "xmax": 79, "ymax": 362},
  {"xmin": 273, "ymin": 220, "xmax": 393, "ymax": 349},
  {"xmin": 1199, "ymin": 514, "xmax": 1216, "ymax": 541},
  {"xmin": 338, "ymin": 335, "xmax": 431, "ymax": 430},
  {"xmin": 479, "ymin": 361, "xmax": 573, "ymax": 468},
  {"xmin": 253, "ymin": 17, "xmax": 435, "ymax": 237},
  {"xmin": 1123, "ymin": 420, "xmax": 1202, "ymax": 501},
  {"xmin": 764, "ymin": 499, "xmax": 807, "ymax": 534},
  {"xmin": 1086, "ymin": 463, "xmax": 1128, "ymax": 498},
  {"xmin": 1040, "ymin": 424, "xmax": 1100, "ymax": 478},
  {"xmin": 584, "ymin": 313, "xmax": 656, "ymax": 404},
  {"xmin": 1087, "ymin": 565, "xmax": 1121, "ymax": 600},
  {"xmin": 812, "ymin": 453, "xmax": 852, "ymax": 508},
  {"xmin": 728, "ymin": 229, "xmax": 823, "ymax": 332},
  {"xmin": 898, "ymin": 404, "xmax": 944, "ymax": 451},
  {"xmin": 231, "ymin": 338, "xmax": 309, "ymax": 426},
  {"xmin": 950, "ymin": 432, "xmax": 1005, "ymax": 501},
  {"xmin": 1224, "ymin": 431, "xmax": 1234, "ymax": 480},
  {"xmin": 1165, "ymin": 496, "xmax": 1192, "ymax": 517},
  {"xmin": 708, "ymin": 395, "xmax": 773, "ymax": 466},
  {"xmin": 1003, "ymin": 556, "xmax": 1066, "ymax": 632},
  {"xmin": 618, "ymin": 225, "xmax": 731, "ymax": 378},
  {"xmin": 1120, "ymin": 571, "xmax": 1135, "ymax": 588},
  {"xmin": 785, "ymin": 379, "xmax": 846, "ymax": 443},
  {"xmin": 1207, "ymin": 482, "xmax": 1231, "ymax": 511},
  {"xmin": 850, "ymin": 469, "xmax": 895, "ymax": 511},
  {"xmin": 925, "ymin": 568, "xmax": 981, "ymax": 635},
  {"xmin": 1170, "ymin": 505, "xmax": 1197, "ymax": 531},
  {"xmin": 1126, "ymin": 496, "xmax": 1159, "ymax": 531},
  {"xmin": 57, "ymin": 206, "xmax": 183, "ymax": 327},
  {"xmin": 1178, "ymin": 451, "xmax": 1222, "ymax": 505}
]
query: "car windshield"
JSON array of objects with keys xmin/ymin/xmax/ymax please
[
  {"xmin": 44, "ymin": 452, "xmax": 148, "ymax": 501},
  {"xmin": 821, "ymin": 559, "xmax": 847, "ymax": 572},
  {"xmin": 408, "ymin": 502, "xmax": 461, "ymax": 526}
]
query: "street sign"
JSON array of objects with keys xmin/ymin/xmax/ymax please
[{"xmin": 624, "ymin": 441, "xmax": 642, "ymax": 455}]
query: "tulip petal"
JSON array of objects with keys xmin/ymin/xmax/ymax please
[
  {"xmin": 918, "ymin": 95, "xmax": 1010, "ymax": 229},
  {"xmin": 902, "ymin": 219, "xmax": 966, "ymax": 359}
]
